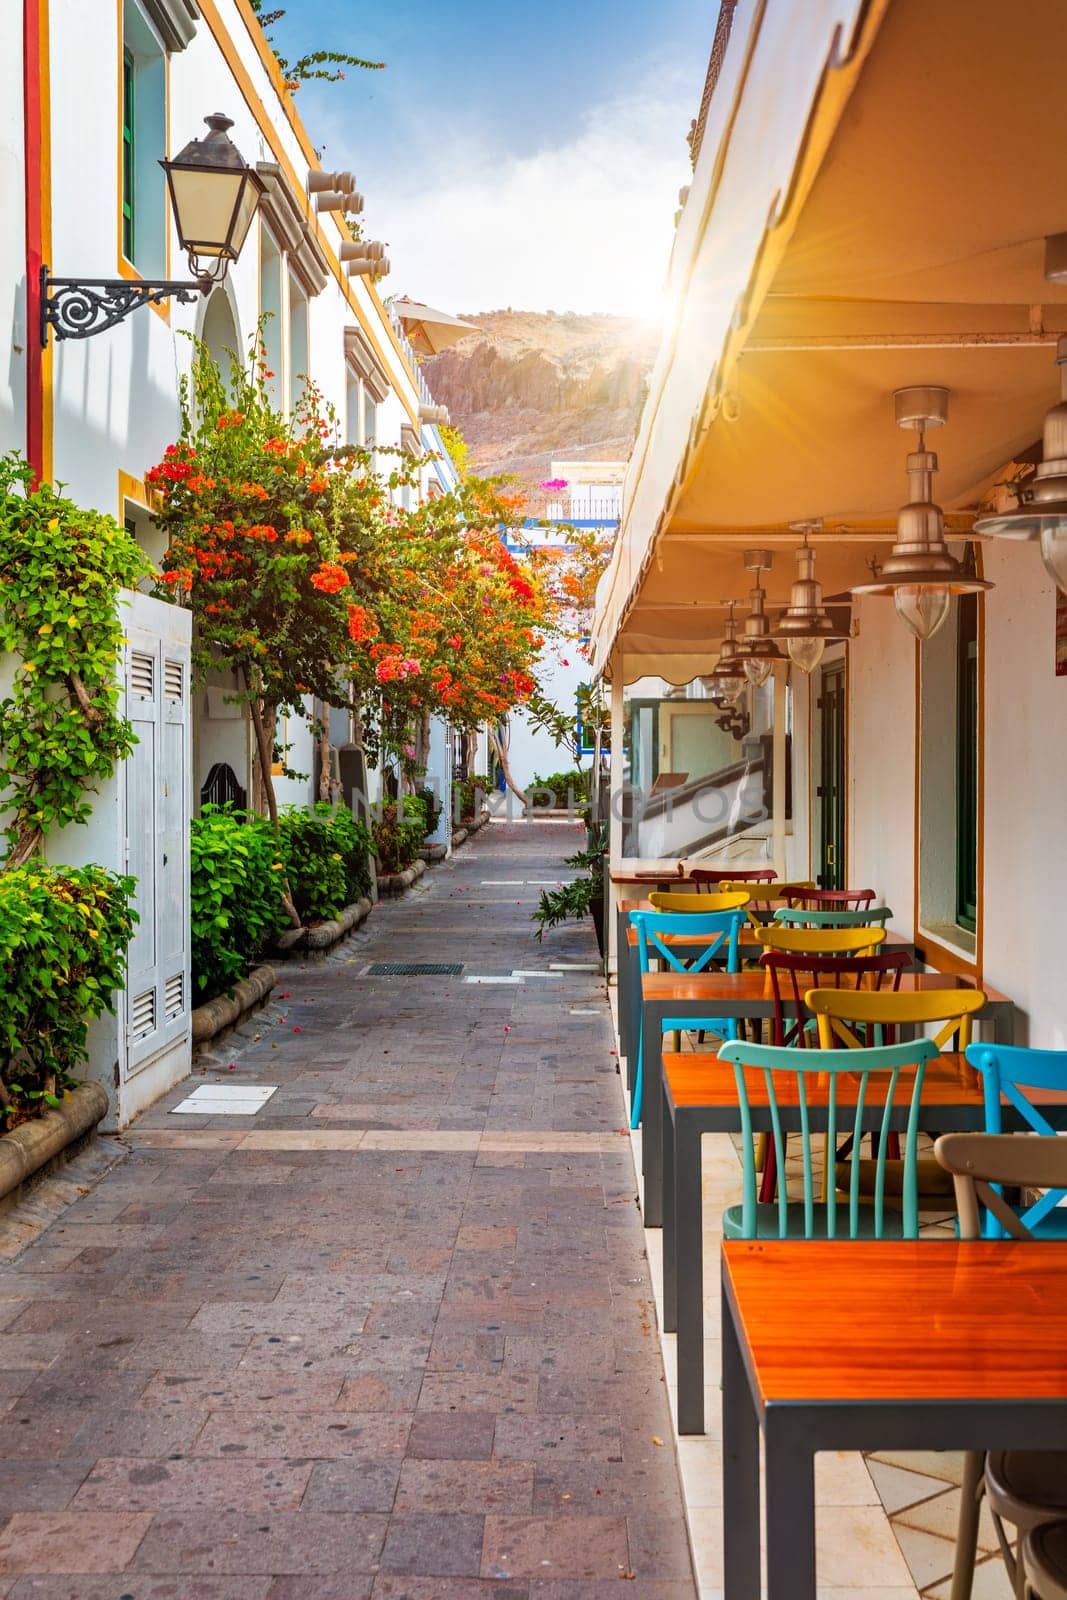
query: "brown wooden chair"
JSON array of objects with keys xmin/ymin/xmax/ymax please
[
  {"xmin": 1024, "ymin": 1521, "xmax": 1067, "ymax": 1599},
  {"xmin": 690, "ymin": 866, "xmax": 775, "ymax": 891},
  {"xmin": 934, "ymin": 1132, "xmax": 1067, "ymax": 1600},
  {"xmin": 780, "ymin": 886, "xmax": 877, "ymax": 911}
]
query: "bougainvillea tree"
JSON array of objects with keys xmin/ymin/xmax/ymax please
[{"xmin": 146, "ymin": 341, "xmax": 550, "ymax": 917}]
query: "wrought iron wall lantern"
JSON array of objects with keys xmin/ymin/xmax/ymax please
[
  {"xmin": 772, "ymin": 526, "xmax": 847, "ymax": 675},
  {"xmin": 851, "ymin": 386, "xmax": 990, "ymax": 641},
  {"xmin": 41, "ymin": 114, "xmax": 264, "ymax": 344},
  {"xmin": 973, "ymin": 329, "xmax": 1067, "ymax": 594}
]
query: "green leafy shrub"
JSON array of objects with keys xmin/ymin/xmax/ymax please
[
  {"xmin": 0, "ymin": 864, "xmax": 135, "ymax": 1130},
  {"xmin": 531, "ymin": 825, "xmax": 607, "ymax": 943},
  {"xmin": 323, "ymin": 805, "xmax": 373, "ymax": 904},
  {"xmin": 455, "ymin": 773, "xmax": 491, "ymax": 822},
  {"xmin": 402, "ymin": 793, "xmax": 429, "ymax": 836},
  {"xmin": 372, "ymin": 804, "xmax": 424, "ymax": 875},
  {"xmin": 279, "ymin": 804, "xmax": 372, "ymax": 922},
  {"xmin": 415, "ymin": 783, "xmax": 443, "ymax": 838},
  {"xmin": 190, "ymin": 807, "xmax": 287, "ymax": 998},
  {"xmin": 528, "ymin": 768, "xmax": 588, "ymax": 806}
]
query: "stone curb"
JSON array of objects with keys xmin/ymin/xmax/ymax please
[
  {"xmin": 275, "ymin": 896, "xmax": 373, "ymax": 955},
  {"xmin": 452, "ymin": 809, "xmax": 489, "ymax": 849},
  {"xmin": 376, "ymin": 859, "xmax": 427, "ymax": 896},
  {"xmin": 419, "ymin": 843, "xmax": 447, "ymax": 864},
  {"xmin": 191, "ymin": 964, "xmax": 277, "ymax": 1045},
  {"xmin": 0, "ymin": 1082, "xmax": 109, "ymax": 1205}
]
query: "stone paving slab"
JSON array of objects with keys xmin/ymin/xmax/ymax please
[{"xmin": 0, "ymin": 822, "xmax": 697, "ymax": 1595}]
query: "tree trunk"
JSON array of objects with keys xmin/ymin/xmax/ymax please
[
  {"xmin": 247, "ymin": 695, "xmax": 301, "ymax": 929},
  {"xmin": 317, "ymin": 705, "xmax": 334, "ymax": 804},
  {"xmin": 1, "ymin": 827, "xmax": 44, "ymax": 874},
  {"xmin": 489, "ymin": 726, "xmax": 526, "ymax": 807}
]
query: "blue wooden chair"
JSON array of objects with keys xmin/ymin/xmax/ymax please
[
  {"xmin": 628, "ymin": 908, "xmax": 743, "ymax": 1131},
  {"xmin": 717, "ymin": 1036, "xmax": 938, "ymax": 1238},
  {"xmin": 966, "ymin": 1042, "xmax": 1067, "ymax": 1238},
  {"xmin": 773, "ymin": 905, "xmax": 894, "ymax": 931}
]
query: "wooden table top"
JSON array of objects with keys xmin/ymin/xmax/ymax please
[
  {"xmin": 642, "ymin": 969, "xmax": 1006, "ymax": 1003},
  {"xmin": 664, "ymin": 1050, "xmax": 995, "ymax": 1109},
  {"xmin": 625, "ymin": 926, "xmax": 915, "ymax": 952},
  {"xmin": 724, "ymin": 1239, "xmax": 1067, "ymax": 1403}
]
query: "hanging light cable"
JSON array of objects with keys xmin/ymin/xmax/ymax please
[
  {"xmin": 851, "ymin": 386, "xmax": 990, "ymax": 640},
  {"xmin": 772, "ymin": 525, "xmax": 847, "ymax": 674}
]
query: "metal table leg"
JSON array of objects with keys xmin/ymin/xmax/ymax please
[
  {"xmin": 662, "ymin": 1086, "xmax": 678, "ymax": 1333},
  {"xmin": 641, "ymin": 1003, "xmax": 664, "ymax": 1227},
  {"xmin": 765, "ymin": 1412, "xmax": 816, "ymax": 1600},
  {"xmin": 722, "ymin": 1274, "xmax": 760, "ymax": 1597},
  {"xmin": 676, "ymin": 1110, "xmax": 705, "ymax": 1434}
]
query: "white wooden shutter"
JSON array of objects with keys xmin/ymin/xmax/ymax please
[{"xmin": 123, "ymin": 595, "xmax": 191, "ymax": 1075}]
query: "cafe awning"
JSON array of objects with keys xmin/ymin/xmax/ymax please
[{"xmin": 593, "ymin": 0, "xmax": 1067, "ymax": 682}]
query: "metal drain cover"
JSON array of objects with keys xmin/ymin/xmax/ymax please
[{"xmin": 365, "ymin": 962, "xmax": 464, "ymax": 976}]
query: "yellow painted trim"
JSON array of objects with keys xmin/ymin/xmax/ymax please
[
  {"xmin": 195, "ymin": 0, "xmax": 420, "ymax": 425},
  {"xmin": 39, "ymin": 0, "xmax": 54, "ymax": 484},
  {"xmin": 118, "ymin": 468, "xmax": 154, "ymax": 517},
  {"xmin": 915, "ymin": 933, "xmax": 977, "ymax": 982}
]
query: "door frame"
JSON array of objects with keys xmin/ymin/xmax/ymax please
[{"xmin": 814, "ymin": 649, "xmax": 847, "ymax": 889}]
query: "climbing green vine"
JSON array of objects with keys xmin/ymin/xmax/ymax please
[{"xmin": 0, "ymin": 452, "xmax": 151, "ymax": 871}]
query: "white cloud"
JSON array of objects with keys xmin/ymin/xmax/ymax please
[{"xmin": 361, "ymin": 88, "xmax": 692, "ymax": 316}]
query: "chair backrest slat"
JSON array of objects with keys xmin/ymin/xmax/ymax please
[
  {"xmin": 629, "ymin": 909, "xmax": 743, "ymax": 977},
  {"xmin": 757, "ymin": 925, "xmax": 887, "ymax": 958},
  {"xmin": 691, "ymin": 867, "xmax": 776, "ymax": 890},
  {"xmin": 648, "ymin": 889, "xmax": 750, "ymax": 914},
  {"xmin": 720, "ymin": 1038, "xmax": 937, "ymax": 1240},
  {"xmin": 774, "ymin": 905, "xmax": 894, "ymax": 930}
]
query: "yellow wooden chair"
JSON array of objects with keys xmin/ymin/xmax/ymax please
[
  {"xmin": 648, "ymin": 889, "xmax": 750, "ymax": 914},
  {"xmin": 806, "ymin": 986, "xmax": 988, "ymax": 1200},
  {"xmin": 756, "ymin": 925, "xmax": 887, "ymax": 957},
  {"xmin": 720, "ymin": 880, "xmax": 817, "ymax": 932}
]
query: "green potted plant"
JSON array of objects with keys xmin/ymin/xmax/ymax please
[{"xmin": 531, "ymin": 823, "xmax": 607, "ymax": 952}]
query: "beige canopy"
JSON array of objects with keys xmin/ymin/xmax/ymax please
[
  {"xmin": 593, "ymin": 0, "xmax": 1067, "ymax": 682},
  {"xmin": 390, "ymin": 299, "xmax": 477, "ymax": 357}
]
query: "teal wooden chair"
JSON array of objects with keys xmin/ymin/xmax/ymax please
[
  {"xmin": 967, "ymin": 1042, "xmax": 1067, "ymax": 1238},
  {"xmin": 773, "ymin": 905, "xmax": 894, "ymax": 931},
  {"xmin": 628, "ymin": 908, "xmax": 743, "ymax": 1131},
  {"xmin": 717, "ymin": 1036, "xmax": 938, "ymax": 1238}
]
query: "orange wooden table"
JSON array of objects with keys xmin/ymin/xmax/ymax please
[
  {"xmin": 663, "ymin": 1045, "xmax": 1062, "ymax": 1435},
  {"xmin": 637, "ymin": 967, "xmax": 1011, "ymax": 1230},
  {"xmin": 721, "ymin": 1239, "xmax": 1067, "ymax": 1597}
]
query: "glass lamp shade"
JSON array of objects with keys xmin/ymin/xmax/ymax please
[
  {"xmin": 743, "ymin": 656, "xmax": 774, "ymax": 688},
  {"xmin": 162, "ymin": 114, "xmax": 264, "ymax": 268},
  {"xmin": 893, "ymin": 585, "xmax": 951, "ymax": 641},
  {"xmin": 786, "ymin": 635, "xmax": 826, "ymax": 675},
  {"xmin": 1040, "ymin": 524, "xmax": 1067, "ymax": 594}
]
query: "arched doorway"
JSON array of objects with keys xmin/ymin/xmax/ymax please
[{"xmin": 200, "ymin": 286, "xmax": 241, "ymax": 372}]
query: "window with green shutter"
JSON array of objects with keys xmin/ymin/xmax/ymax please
[{"xmin": 122, "ymin": 47, "xmax": 135, "ymax": 261}]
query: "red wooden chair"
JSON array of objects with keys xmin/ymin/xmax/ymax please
[{"xmin": 780, "ymin": 886, "xmax": 877, "ymax": 911}]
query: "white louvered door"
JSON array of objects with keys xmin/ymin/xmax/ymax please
[{"xmin": 123, "ymin": 598, "xmax": 191, "ymax": 1075}]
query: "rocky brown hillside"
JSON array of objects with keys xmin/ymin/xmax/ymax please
[{"xmin": 422, "ymin": 311, "xmax": 659, "ymax": 501}]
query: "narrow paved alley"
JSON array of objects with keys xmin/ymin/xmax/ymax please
[{"xmin": 0, "ymin": 820, "xmax": 698, "ymax": 1599}]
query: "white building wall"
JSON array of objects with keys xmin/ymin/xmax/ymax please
[
  {"xmin": 847, "ymin": 550, "xmax": 1067, "ymax": 1048},
  {"xmin": 980, "ymin": 543, "xmax": 1067, "ymax": 1047},
  {"xmin": 0, "ymin": 5, "xmax": 26, "ymax": 459},
  {"xmin": 847, "ymin": 597, "xmax": 917, "ymax": 938}
]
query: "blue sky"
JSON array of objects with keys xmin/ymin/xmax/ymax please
[{"xmin": 270, "ymin": 0, "xmax": 712, "ymax": 316}]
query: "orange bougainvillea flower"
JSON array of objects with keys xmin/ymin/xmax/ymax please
[
  {"xmin": 284, "ymin": 528, "xmax": 313, "ymax": 545},
  {"xmin": 310, "ymin": 561, "xmax": 351, "ymax": 594}
]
